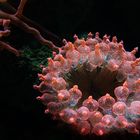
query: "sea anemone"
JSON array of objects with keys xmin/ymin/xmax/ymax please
[{"xmin": 34, "ymin": 32, "xmax": 140, "ymax": 136}]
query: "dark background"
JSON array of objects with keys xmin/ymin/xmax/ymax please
[{"xmin": 0, "ymin": 0, "xmax": 140, "ymax": 140}]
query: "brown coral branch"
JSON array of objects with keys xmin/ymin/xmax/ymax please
[
  {"xmin": 0, "ymin": 10, "xmax": 60, "ymax": 52},
  {"xmin": 0, "ymin": 2, "xmax": 62, "ymax": 46},
  {"xmin": 15, "ymin": 0, "xmax": 27, "ymax": 17},
  {"xmin": 0, "ymin": 40, "xmax": 20, "ymax": 56}
]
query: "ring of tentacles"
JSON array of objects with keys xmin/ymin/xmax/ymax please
[{"xmin": 34, "ymin": 32, "xmax": 140, "ymax": 136}]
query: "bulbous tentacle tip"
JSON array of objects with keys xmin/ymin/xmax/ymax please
[
  {"xmin": 36, "ymin": 96, "xmax": 41, "ymax": 100},
  {"xmin": 33, "ymin": 85, "xmax": 38, "ymax": 90},
  {"xmin": 44, "ymin": 109, "xmax": 49, "ymax": 114},
  {"xmin": 62, "ymin": 38, "xmax": 67, "ymax": 45},
  {"xmin": 88, "ymin": 96, "xmax": 93, "ymax": 100},
  {"xmin": 81, "ymin": 40, "xmax": 86, "ymax": 46},
  {"xmin": 88, "ymin": 32, "xmax": 93, "ymax": 38},
  {"xmin": 73, "ymin": 34, "xmax": 78, "ymax": 40},
  {"xmin": 131, "ymin": 47, "xmax": 138, "ymax": 55},
  {"xmin": 95, "ymin": 32, "xmax": 100, "ymax": 36},
  {"xmin": 103, "ymin": 34, "xmax": 108, "ymax": 39},
  {"xmin": 68, "ymin": 117, "xmax": 76, "ymax": 124}
]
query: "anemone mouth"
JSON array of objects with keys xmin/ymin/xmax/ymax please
[
  {"xmin": 34, "ymin": 33, "xmax": 140, "ymax": 136},
  {"xmin": 63, "ymin": 62, "xmax": 126, "ymax": 103}
]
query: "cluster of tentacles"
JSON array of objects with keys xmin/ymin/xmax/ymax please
[{"xmin": 34, "ymin": 32, "xmax": 140, "ymax": 136}]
